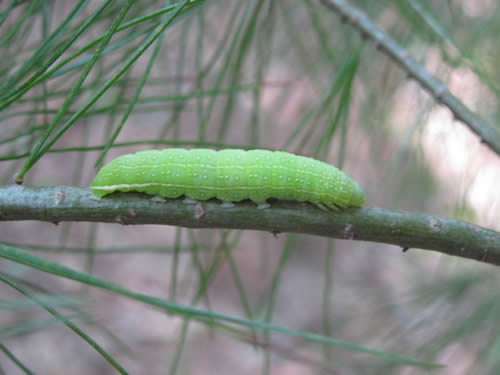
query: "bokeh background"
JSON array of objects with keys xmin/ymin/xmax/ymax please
[{"xmin": 1, "ymin": 1, "xmax": 499, "ymax": 374}]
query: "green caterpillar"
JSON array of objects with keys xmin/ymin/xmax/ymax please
[{"xmin": 90, "ymin": 148, "xmax": 365, "ymax": 210}]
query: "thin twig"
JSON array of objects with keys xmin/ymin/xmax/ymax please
[{"xmin": 319, "ymin": 0, "xmax": 500, "ymax": 157}]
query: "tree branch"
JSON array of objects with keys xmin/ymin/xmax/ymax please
[
  {"xmin": 319, "ymin": 0, "xmax": 500, "ymax": 157},
  {"xmin": 1, "ymin": 185, "xmax": 499, "ymax": 266}
]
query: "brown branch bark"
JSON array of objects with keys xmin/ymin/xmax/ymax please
[{"xmin": 1, "ymin": 185, "xmax": 499, "ymax": 266}]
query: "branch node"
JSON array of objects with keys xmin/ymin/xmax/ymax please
[
  {"xmin": 194, "ymin": 203, "xmax": 206, "ymax": 220},
  {"xmin": 343, "ymin": 224, "xmax": 355, "ymax": 240},
  {"xmin": 116, "ymin": 216, "xmax": 129, "ymax": 225},
  {"xmin": 434, "ymin": 85, "xmax": 447, "ymax": 101},
  {"xmin": 55, "ymin": 190, "xmax": 65, "ymax": 205},
  {"xmin": 429, "ymin": 217, "xmax": 442, "ymax": 232}
]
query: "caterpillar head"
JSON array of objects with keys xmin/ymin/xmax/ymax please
[{"xmin": 349, "ymin": 181, "xmax": 365, "ymax": 207}]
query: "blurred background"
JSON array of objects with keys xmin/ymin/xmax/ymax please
[{"xmin": 1, "ymin": 1, "xmax": 499, "ymax": 374}]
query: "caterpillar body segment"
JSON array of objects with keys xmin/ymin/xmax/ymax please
[{"xmin": 90, "ymin": 148, "xmax": 365, "ymax": 209}]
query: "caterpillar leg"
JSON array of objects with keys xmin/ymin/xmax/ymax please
[
  {"xmin": 315, "ymin": 202, "xmax": 345, "ymax": 211},
  {"xmin": 152, "ymin": 195, "xmax": 167, "ymax": 203},
  {"xmin": 313, "ymin": 202, "xmax": 331, "ymax": 211},
  {"xmin": 250, "ymin": 198, "xmax": 270, "ymax": 210},
  {"xmin": 327, "ymin": 202, "xmax": 347, "ymax": 211}
]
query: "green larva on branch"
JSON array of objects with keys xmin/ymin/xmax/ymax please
[{"xmin": 90, "ymin": 149, "xmax": 365, "ymax": 210}]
